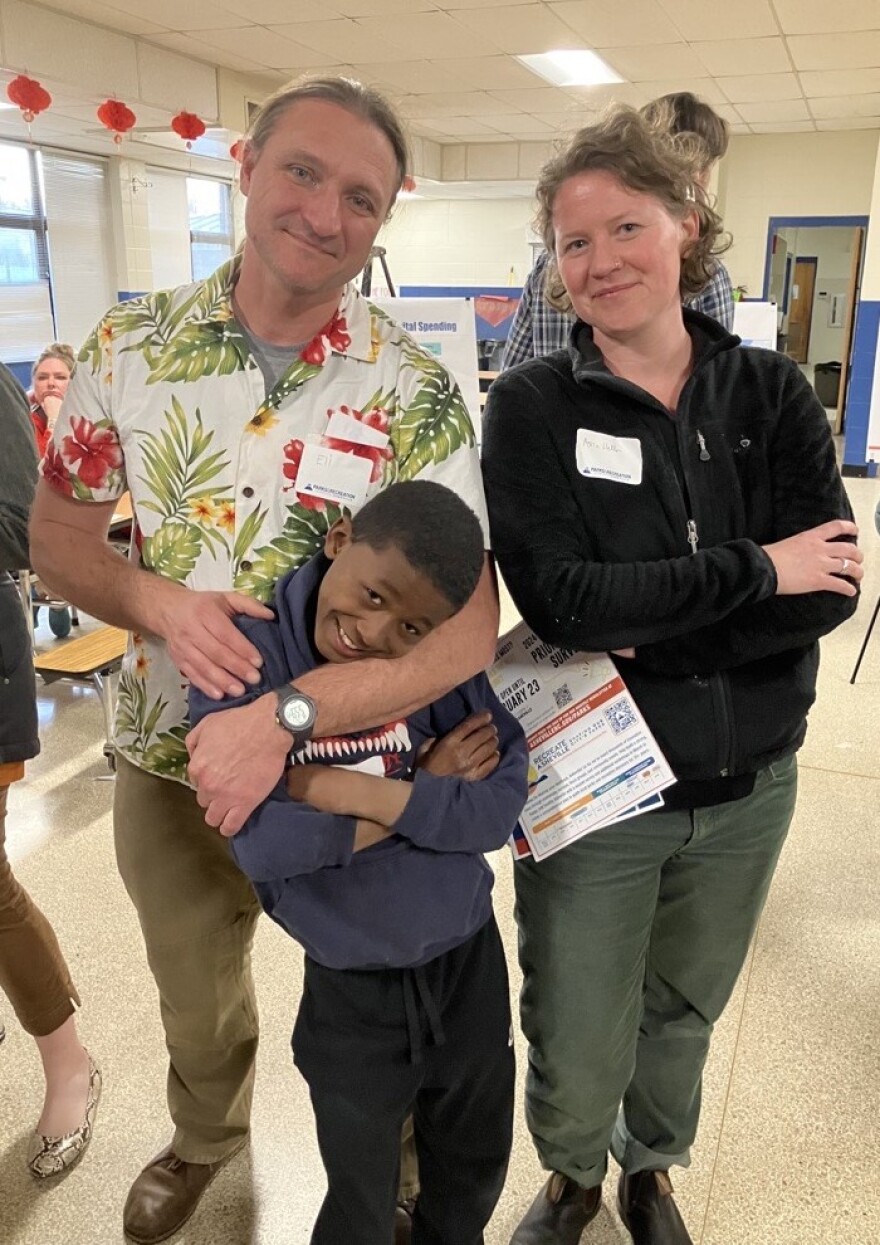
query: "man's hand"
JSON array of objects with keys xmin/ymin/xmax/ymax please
[
  {"xmin": 418, "ymin": 712, "xmax": 500, "ymax": 782},
  {"xmin": 156, "ymin": 585, "xmax": 274, "ymax": 698},
  {"xmin": 763, "ymin": 519, "xmax": 863, "ymax": 597},
  {"xmin": 187, "ymin": 693, "xmax": 290, "ymax": 836}
]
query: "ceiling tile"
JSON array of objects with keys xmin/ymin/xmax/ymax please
[
  {"xmin": 719, "ymin": 73, "xmax": 803, "ymax": 104},
  {"xmin": 815, "ymin": 116, "xmax": 880, "ymax": 130},
  {"xmin": 748, "ymin": 120, "xmax": 817, "ymax": 133},
  {"xmin": 565, "ymin": 82, "xmax": 649, "ymax": 107},
  {"xmin": 416, "ymin": 116, "xmax": 499, "ymax": 136},
  {"xmin": 194, "ymin": 25, "xmax": 328, "ymax": 68},
  {"xmin": 447, "ymin": 4, "xmax": 587, "ymax": 54},
  {"xmin": 656, "ymin": 0, "xmax": 778, "ymax": 41},
  {"xmin": 441, "ymin": 0, "xmax": 545, "ymax": 8},
  {"xmin": 439, "ymin": 55, "xmax": 552, "ymax": 91},
  {"xmin": 728, "ymin": 122, "xmax": 751, "ymax": 133},
  {"xmin": 601, "ymin": 42, "xmax": 706, "ymax": 81},
  {"xmin": 334, "ymin": 0, "xmax": 438, "ymax": 12},
  {"xmin": 809, "ymin": 93, "xmax": 880, "ymax": 119},
  {"xmin": 483, "ymin": 112, "xmax": 555, "ymax": 133},
  {"xmin": 787, "ymin": 32, "xmax": 880, "ymax": 71},
  {"xmin": 773, "ymin": 0, "xmax": 880, "ymax": 35},
  {"xmin": 548, "ymin": 0, "xmax": 680, "ymax": 48},
  {"xmin": 488, "ymin": 85, "xmax": 578, "ymax": 111},
  {"xmin": 218, "ymin": 0, "xmax": 338, "ymax": 20},
  {"xmin": 713, "ymin": 103, "xmax": 744, "ymax": 124},
  {"xmin": 103, "ymin": 0, "xmax": 243, "ymax": 29},
  {"xmin": 355, "ymin": 11, "xmax": 503, "ymax": 58},
  {"xmin": 692, "ymin": 37, "xmax": 791, "ymax": 77},
  {"xmin": 363, "ymin": 60, "xmax": 473, "ymax": 94},
  {"xmin": 636, "ymin": 76, "xmax": 727, "ymax": 104},
  {"xmin": 800, "ymin": 68, "xmax": 880, "ymax": 98},
  {"xmin": 736, "ymin": 98, "xmax": 810, "ymax": 123},
  {"xmin": 268, "ymin": 19, "xmax": 407, "ymax": 62},
  {"xmin": 144, "ymin": 31, "xmax": 281, "ymax": 74},
  {"xmin": 42, "ymin": 0, "xmax": 167, "ymax": 35},
  {"xmin": 400, "ymin": 91, "xmax": 506, "ymax": 118}
]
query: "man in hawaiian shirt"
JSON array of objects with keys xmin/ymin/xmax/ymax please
[{"xmin": 30, "ymin": 77, "xmax": 498, "ymax": 1245}]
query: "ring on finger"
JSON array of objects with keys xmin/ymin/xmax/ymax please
[{"xmin": 840, "ymin": 557, "xmax": 850, "ymax": 573}]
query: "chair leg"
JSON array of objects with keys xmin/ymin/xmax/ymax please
[
  {"xmin": 850, "ymin": 594, "xmax": 880, "ymax": 684},
  {"xmin": 91, "ymin": 671, "xmax": 117, "ymax": 751}
]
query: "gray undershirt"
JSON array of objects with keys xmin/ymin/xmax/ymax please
[{"xmin": 236, "ymin": 321, "xmax": 305, "ymax": 394}]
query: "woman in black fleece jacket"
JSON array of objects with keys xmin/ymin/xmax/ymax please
[{"xmin": 483, "ymin": 106, "xmax": 862, "ymax": 1245}]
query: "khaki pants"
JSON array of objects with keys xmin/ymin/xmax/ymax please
[
  {"xmin": 114, "ymin": 754, "xmax": 420, "ymax": 1192},
  {"xmin": 0, "ymin": 784, "xmax": 80, "ymax": 1036}
]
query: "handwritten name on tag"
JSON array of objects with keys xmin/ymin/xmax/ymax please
[
  {"xmin": 296, "ymin": 443, "xmax": 373, "ymax": 509},
  {"xmin": 575, "ymin": 430, "xmax": 643, "ymax": 486}
]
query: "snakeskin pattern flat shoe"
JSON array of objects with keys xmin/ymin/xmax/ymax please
[{"xmin": 27, "ymin": 1055, "xmax": 101, "ymax": 1178}]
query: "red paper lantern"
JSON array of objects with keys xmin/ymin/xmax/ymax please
[
  {"xmin": 6, "ymin": 74, "xmax": 52, "ymax": 123},
  {"xmin": 171, "ymin": 110, "xmax": 206, "ymax": 149},
  {"xmin": 97, "ymin": 99, "xmax": 137, "ymax": 145},
  {"xmin": 402, "ymin": 174, "xmax": 417, "ymax": 194},
  {"xmin": 229, "ymin": 139, "xmax": 244, "ymax": 163}
]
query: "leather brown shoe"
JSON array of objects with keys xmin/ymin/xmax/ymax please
[
  {"xmin": 510, "ymin": 1172, "xmax": 602, "ymax": 1244},
  {"xmin": 123, "ymin": 1142, "xmax": 244, "ymax": 1244},
  {"xmin": 394, "ymin": 1197, "xmax": 416, "ymax": 1244},
  {"xmin": 617, "ymin": 1170, "xmax": 694, "ymax": 1245}
]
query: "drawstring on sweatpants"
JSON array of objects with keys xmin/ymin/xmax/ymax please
[{"xmin": 401, "ymin": 966, "xmax": 446, "ymax": 1065}]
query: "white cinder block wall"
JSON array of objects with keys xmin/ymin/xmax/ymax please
[{"xmin": 379, "ymin": 199, "xmax": 537, "ymax": 289}]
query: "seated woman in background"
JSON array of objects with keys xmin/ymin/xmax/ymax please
[
  {"xmin": 0, "ymin": 361, "xmax": 100, "ymax": 1179},
  {"xmin": 29, "ymin": 344, "xmax": 75, "ymax": 458},
  {"xmin": 482, "ymin": 105, "xmax": 862, "ymax": 1245},
  {"xmin": 27, "ymin": 345, "xmax": 76, "ymax": 637}
]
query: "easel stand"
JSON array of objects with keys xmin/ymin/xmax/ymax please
[
  {"xmin": 361, "ymin": 246, "xmax": 396, "ymax": 297},
  {"xmin": 850, "ymin": 594, "xmax": 880, "ymax": 684}
]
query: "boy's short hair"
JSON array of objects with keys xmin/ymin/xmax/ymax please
[{"xmin": 350, "ymin": 481, "xmax": 484, "ymax": 612}]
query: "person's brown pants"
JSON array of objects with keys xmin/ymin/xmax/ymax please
[
  {"xmin": 0, "ymin": 783, "xmax": 80, "ymax": 1037},
  {"xmin": 114, "ymin": 754, "xmax": 419, "ymax": 1193}
]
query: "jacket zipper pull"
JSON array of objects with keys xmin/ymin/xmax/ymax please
[
  {"xmin": 696, "ymin": 430, "xmax": 710, "ymax": 461},
  {"xmin": 687, "ymin": 519, "xmax": 699, "ymax": 554}
]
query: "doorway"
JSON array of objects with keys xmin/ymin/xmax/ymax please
[{"xmin": 764, "ymin": 215, "xmax": 868, "ymax": 434}]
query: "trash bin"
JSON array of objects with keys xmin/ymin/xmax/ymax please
[{"xmin": 814, "ymin": 361, "xmax": 842, "ymax": 407}]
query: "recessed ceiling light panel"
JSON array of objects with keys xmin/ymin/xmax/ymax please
[{"xmin": 517, "ymin": 50, "xmax": 624, "ymax": 88}]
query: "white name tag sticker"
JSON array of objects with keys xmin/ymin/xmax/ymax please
[
  {"xmin": 575, "ymin": 430, "xmax": 643, "ymax": 486},
  {"xmin": 325, "ymin": 411, "xmax": 389, "ymax": 450},
  {"xmin": 296, "ymin": 442, "xmax": 373, "ymax": 509}
]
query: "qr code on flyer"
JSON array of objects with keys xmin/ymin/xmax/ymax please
[
  {"xmin": 553, "ymin": 683, "xmax": 573, "ymax": 710},
  {"xmin": 604, "ymin": 700, "xmax": 637, "ymax": 735}
]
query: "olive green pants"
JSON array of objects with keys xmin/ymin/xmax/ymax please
[
  {"xmin": 516, "ymin": 755, "xmax": 798, "ymax": 1189},
  {"xmin": 0, "ymin": 784, "xmax": 80, "ymax": 1036},
  {"xmin": 114, "ymin": 755, "xmax": 419, "ymax": 1193}
]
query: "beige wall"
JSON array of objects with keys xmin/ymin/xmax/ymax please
[
  {"xmin": 379, "ymin": 198, "xmax": 536, "ymax": 288},
  {"xmin": 718, "ymin": 131, "xmax": 878, "ymax": 296}
]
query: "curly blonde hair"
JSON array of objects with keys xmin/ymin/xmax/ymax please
[
  {"xmin": 32, "ymin": 342, "xmax": 76, "ymax": 379},
  {"xmin": 535, "ymin": 104, "xmax": 731, "ymax": 313}
]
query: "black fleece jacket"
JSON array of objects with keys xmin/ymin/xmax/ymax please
[{"xmin": 482, "ymin": 311, "xmax": 857, "ymax": 786}]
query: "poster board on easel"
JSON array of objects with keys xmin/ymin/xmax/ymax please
[{"xmin": 372, "ymin": 297, "xmax": 482, "ymax": 442}]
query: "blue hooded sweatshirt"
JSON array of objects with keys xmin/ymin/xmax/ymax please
[{"xmin": 189, "ymin": 553, "xmax": 528, "ymax": 971}]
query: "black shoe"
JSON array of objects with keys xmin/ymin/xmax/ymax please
[
  {"xmin": 510, "ymin": 1172, "xmax": 602, "ymax": 1244},
  {"xmin": 617, "ymin": 1170, "xmax": 693, "ymax": 1245},
  {"xmin": 393, "ymin": 1198, "xmax": 416, "ymax": 1245}
]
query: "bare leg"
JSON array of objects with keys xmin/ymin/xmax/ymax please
[{"xmin": 34, "ymin": 1015, "xmax": 91, "ymax": 1137}]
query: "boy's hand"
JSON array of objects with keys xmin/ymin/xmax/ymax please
[{"xmin": 418, "ymin": 712, "xmax": 500, "ymax": 782}]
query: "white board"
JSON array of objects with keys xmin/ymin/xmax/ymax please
[
  {"xmin": 732, "ymin": 300, "xmax": 778, "ymax": 351},
  {"xmin": 373, "ymin": 297, "xmax": 482, "ymax": 440}
]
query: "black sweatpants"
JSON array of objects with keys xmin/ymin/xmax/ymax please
[{"xmin": 292, "ymin": 916, "xmax": 515, "ymax": 1245}]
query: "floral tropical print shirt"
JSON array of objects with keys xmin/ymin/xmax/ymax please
[{"xmin": 41, "ymin": 256, "xmax": 489, "ymax": 782}]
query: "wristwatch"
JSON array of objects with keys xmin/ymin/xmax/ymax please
[{"xmin": 273, "ymin": 686, "xmax": 318, "ymax": 748}]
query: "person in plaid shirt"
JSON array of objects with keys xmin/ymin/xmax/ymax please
[{"xmin": 502, "ymin": 93, "xmax": 734, "ymax": 371}]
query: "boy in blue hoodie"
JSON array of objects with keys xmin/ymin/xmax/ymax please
[{"xmin": 189, "ymin": 480, "xmax": 528, "ymax": 1245}]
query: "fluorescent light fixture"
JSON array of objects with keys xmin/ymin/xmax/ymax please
[{"xmin": 517, "ymin": 50, "xmax": 623, "ymax": 88}]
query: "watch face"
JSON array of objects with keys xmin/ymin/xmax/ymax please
[{"xmin": 282, "ymin": 697, "xmax": 313, "ymax": 730}]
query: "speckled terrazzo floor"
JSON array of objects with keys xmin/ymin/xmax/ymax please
[{"xmin": 1, "ymin": 477, "xmax": 878, "ymax": 1245}]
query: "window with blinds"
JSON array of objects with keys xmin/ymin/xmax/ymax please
[{"xmin": 0, "ymin": 142, "xmax": 115, "ymax": 367}]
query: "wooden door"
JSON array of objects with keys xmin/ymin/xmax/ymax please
[
  {"xmin": 787, "ymin": 258, "xmax": 817, "ymax": 363},
  {"xmin": 834, "ymin": 227, "xmax": 865, "ymax": 432}
]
